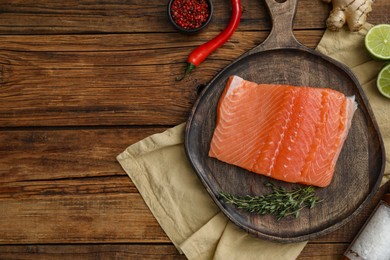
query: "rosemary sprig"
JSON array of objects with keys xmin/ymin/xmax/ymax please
[{"xmin": 219, "ymin": 182, "xmax": 322, "ymax": 220}]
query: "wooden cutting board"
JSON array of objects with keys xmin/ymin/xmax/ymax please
[{"xmin": 184, "ymin": 0, "xmax": 385, "ymax": 242}]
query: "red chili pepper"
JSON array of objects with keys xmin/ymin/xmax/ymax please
[{"xmin": 176, "ymin": 0, "xmax": 242, "ymax": 81}]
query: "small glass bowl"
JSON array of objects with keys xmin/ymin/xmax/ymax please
[{"xmin": 167, "ymin": 0, "xmax": 213, "ymax": 34}]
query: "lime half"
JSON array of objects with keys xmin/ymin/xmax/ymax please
[
  {"xmin": 377, "ymin": 64, "xmax": 390, "ymax": 98},
  {"xmin": 365, "ymin": 24, "xmax": 390, "ymax": 61}
]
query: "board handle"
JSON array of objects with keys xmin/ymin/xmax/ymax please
[{"xmin": 258, "ymin": 0, "xmax": 301, "ymax": 50}]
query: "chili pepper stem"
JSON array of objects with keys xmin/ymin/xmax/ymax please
[{"xmin": 176, "ymin": 62, "xmax": 196, "ymax": 81}]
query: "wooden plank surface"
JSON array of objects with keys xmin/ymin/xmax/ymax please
[
  {"xmin": 0, "ymin": 193, "xmax": 169, "ymax": 244},
  {"xmin": 0, "ymin": 31, "xmax": 323, "ymax": 127},
  {"xmin": 0, "ymin": 0, "xmax": 388, "ymax": 127},
  {"xmin": 0, "ymin": 0, "xmax": 389, "ymax": 258},
  {"xmin": 0, "ymin": 176, "xmax": 387, "ymax": 257},
  {"xmin": 0, "ymin": 0, "xmax": 326, "ymax": 34},
  {"xmin": 0, "ymin": 243, "xmax": 353, "ymax": 259},
  {"xmin": 0, "ymin": 244, "xmax": 187, "ymax": 259},
  {"xmin": 0, "ymin": 128, "xmax": 161, "ymax": 181},
  {"xmin": 0, "ymin": 244, "xmax": 344, "ymax": 260},
  {"xmin": 0, "ymin": 243, "xmax": 352, "ymax": 259},
  {"xmin": 0, "ymin": 127, "xmax": 388, "ymax": 244},
  {"xmin": 0, "ymin": 0, "xmax": 387, "ymax": 34}
]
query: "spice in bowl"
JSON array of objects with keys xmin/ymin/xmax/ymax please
[{"xmin": 168, "ymin": 0, "xmax": 213, "ymax": 33}]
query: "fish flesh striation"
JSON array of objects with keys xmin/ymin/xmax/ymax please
[{"xmin": 209, "ymin": 75, "xmax": 357, "ymax": 187}]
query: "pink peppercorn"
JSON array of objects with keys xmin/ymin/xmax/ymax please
[{"xmin": 170, "ymin": 0, "xmax": 210, "ymax": 30}]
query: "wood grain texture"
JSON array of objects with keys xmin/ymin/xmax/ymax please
[
  {"xmin": 0, "ymin": 127, "xmax": 164, "ymax": 182},
  {"xmin": 0, "ymin": 128, "xmax": 387, "ymax": 242},
  {"xmin": 0, "ymin": 31, "xmax": 325, "ymax": 127},
  {"xmin": 0, "ymin": 0, "xmax": 389, "ymax": 258},
  {"xmin": 0, "ymin": 193, "xmax": 169, "ymax": 244},
  {"xmin": 0, "ymin": 0, "xmax": 387, "ymax": 34},
  {"xmin": 0, "ymin": 0, "xmax": 321, "ymax": 34},
  {"xmin": 0, "ymin": 243, "xmax": 348, "ymax": 259},
  {"xmin": 0, "ymin": 244, "xmax": 185, "ymax": 259},
  {"xmin": 0, "ymin": 126, "xmax": 387, "ymax": 252},
  {"xmin": 0, "ymin": 182, "xmax": 387, "ymax": 256},
  {"xmin": 0, "ymin": 243, "xmax": 345, "ymax": 260},
  {"xmin": 0, "ymin": 1, "xmax": 387, "ymax": 128}
]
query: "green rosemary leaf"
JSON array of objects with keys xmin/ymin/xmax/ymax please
[{"xmin": 219, "ymin": 182, "xmax": 321, "ymax": 220}]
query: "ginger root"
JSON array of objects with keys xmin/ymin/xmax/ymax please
[{"xmin": 322, "ymin": 0, "xmax": 374, "ymax": 32}]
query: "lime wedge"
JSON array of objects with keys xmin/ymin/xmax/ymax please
[
  {"xmin": 377, "ymin": 64, "xmax": 390, "ymax": 98},
  {"xmin": 365, "ymin": 24, "xmax": 390, "ymax": 61}
]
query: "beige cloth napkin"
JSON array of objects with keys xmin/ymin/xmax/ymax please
[{"xmin": 117, "ymin": 24, "xmax": 389, "ymax": 260}]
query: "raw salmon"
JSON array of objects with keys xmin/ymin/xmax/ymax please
[{"xmin": 209, "ymin": 75, "xmax": 357, "ymax": 187}]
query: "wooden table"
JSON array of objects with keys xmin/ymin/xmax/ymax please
[{"xmin": 0, "ymin": 0, "xmax": 388, "ymax": 259}]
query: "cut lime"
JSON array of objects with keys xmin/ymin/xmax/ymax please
[
  {"xmin": 365, "ymin": 24, "xmax": 390, "ymax": 61},
  {"xmin": 377, "ymin": 64, "xmax": 390, "ymax": 98}
]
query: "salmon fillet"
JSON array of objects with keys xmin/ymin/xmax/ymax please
[{"xmin": 209, "ymin": 75, "xmax": 357, "ymax": 187}]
